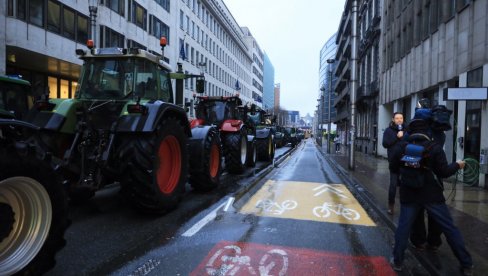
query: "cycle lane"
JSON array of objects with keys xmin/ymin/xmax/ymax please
[{"xmin": 112, "ymin": 140, "xmax": 429, "ymax": 275}]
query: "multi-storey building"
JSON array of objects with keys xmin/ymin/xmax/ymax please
[
  {"xmin": 379, "ymin": 0, "xmax": 488, "ymax": 187},
  {"xmin": 263, "ymin": 52, "xmax": 275, "ymax": 112},
  {"xmin": 241, "ymin": 26, "xmax": 264, "ymax": 107},
  {"xmin": 1, "ymin": 0, "xmax": 260, "ymax": 113},
  {"xmin": 318, "ymin": 33, "xmax": 337, "ymax": 135},
  {"xmin": 356, "ymin": 0, "xmax": 381, "ymax": 155}
]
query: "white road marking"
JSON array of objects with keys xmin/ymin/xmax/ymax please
[
  {"xmin": 313, "ymin": 184, "xmax": 349, "ymax": 198},
  {"xmin": 182, "ymin": 202, "xmax": 226, "ymax": 237},
  {"xmin": 223, "ymin": 197, "xmax": 235, "ymax": 212}
]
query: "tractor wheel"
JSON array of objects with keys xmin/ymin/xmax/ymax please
[
  {"xmin": 246, "ymin": 139, "xmax": 257, "ymax": 167},
  {"xmin": 0, "ymin": 146, "xmax": 68, "ymax": 276},
  {"xmin": 120, "ymin": 117, "xmax": 188, "ymax": 214},
  {"xmin": 189, "ymin": 127, "xmax": 222, "ymax": 192},
  {"xmin": 224, "ymin": 129, "xmax": 248, "ymax": 174},
  {"xmin": 256, "ymin": 135, "xmax": 274, "ymax": 162}
]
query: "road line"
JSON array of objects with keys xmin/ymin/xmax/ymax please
[
  {"xmin": 223, "ymin": 197, "xmax": 235, "ymax": 212},
  {"xmin": 182, "ymin": 202, "xmax": 226, "ymax": 237}
]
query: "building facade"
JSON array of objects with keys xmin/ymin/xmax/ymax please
[
  {"xmin": 1, "ymin": 0, "xmax": 262, "ymax": 113},
  {"xmin": 263, "ymin": 52, "xmax": 275, "ymax": 112},
  {"xmin": 274, "ymin": 83, "xmax": 280, "ymax": 113},
  {"xmin": 379, "ymin": 0, "xmax": 488, "ymax": 187},
  {"xmin": 241, "ymin": 26, "xmax": 264, "ymax": 107},
  {"xmin": 356, "ymin": 0, "xmax": 381, "ymax": 155},
  {"xmin": 318, "ymin": 32, "xmax": 337, "ymax": 135}
]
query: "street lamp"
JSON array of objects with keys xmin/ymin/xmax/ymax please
[
  {"xmin": 326, "ymin": 59, "xmax": 335, "ymax": 154},
  {"xmin": 88, "ymin": 0, "xmax": 99, "ymax": 47},
  {"xmin": 316, "ymin": 98, "xmax": 322, "ymax": 146}
]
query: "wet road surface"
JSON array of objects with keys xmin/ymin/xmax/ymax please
[
  {"xmin": 46, "ymin": 146, "xmax": 292, "ymax": 276},
  {"xmin": 110, "ymin": 139, "xmax": 429, "ymax": 275}
]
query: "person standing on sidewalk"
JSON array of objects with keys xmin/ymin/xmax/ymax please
[
  {"xmin": 390, "ymin": 119, "xmax": 473, "ymax": 275},
  {"xmin": 382, "ymin": 112, "xmax": 405, "ymax": 214}
]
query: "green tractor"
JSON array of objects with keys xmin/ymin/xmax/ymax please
[
  {"xmin": 0, "ymin": 76, "xmax": 69, "ymax": 275},
  {"xmin": 29, "ymin": 43, "xmax": 221, "ymax": 209},
  {"xmin": 246, "ymin": 106, "xmax": 276, "ymax": 161}
]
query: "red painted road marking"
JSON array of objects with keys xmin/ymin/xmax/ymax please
[{"xmin": 191, "ymin": 241, "xmax": 396, "ymax": 276}]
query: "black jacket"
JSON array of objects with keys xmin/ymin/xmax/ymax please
[
  {"xmin": 382, "ymin": 124, "xmax": 404, "ymax": 169},
  {"xmin": 390, "ymin": 139, "xmax": 460, "ymax": 204}
]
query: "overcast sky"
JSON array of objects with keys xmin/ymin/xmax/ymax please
[{"xmin": 224, "ymin": 0, "xmax": 346, "ymax": 117}]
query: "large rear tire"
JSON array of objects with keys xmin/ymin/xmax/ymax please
[
  {"xmin": 119, "ymin": 117, "xmax": 189, "ymax": 214},
  {"xmin": 246, "ymin": 138, "xmax": 257, "ymax": 167},
  {"xmin": 256, "ymin": 135, "xmax": 274, "ymax": 162},
  {"xmin": 189, "ymin": 127, "xmax": 222, "ymax": 192},
  {"xmin": 224, "ymin": 129, "xmax": 248, "ymax": 174},
  {"xmin": 0, "ymin": 145, "xmax": 68, "ymax": 276}
]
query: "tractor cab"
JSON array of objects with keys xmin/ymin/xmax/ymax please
[
  {"xmin": 194, "ymin": 96, "xmax": 243, "ymax": 127},
  {"xmin": 0, "ymin": 75, "xmax": 32, "ymax": 119},
  {"xmin": 75, "ymin": 47, "xmax": 173, "ymax": 103}
]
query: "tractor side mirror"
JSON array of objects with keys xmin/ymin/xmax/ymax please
[{"xmin": 196, "ymin": 79, "xmax": 205, "ymax": 94}]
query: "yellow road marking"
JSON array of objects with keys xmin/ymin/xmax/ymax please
[{"xmin": 240, "ymin": 180, "xmax": 376, "ymax": 226}]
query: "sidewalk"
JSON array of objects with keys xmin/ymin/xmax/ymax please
[{"xmin": 320, "ymin": 143, "xmax": 488, "ymax": 275}]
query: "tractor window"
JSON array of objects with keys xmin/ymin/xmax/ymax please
[
  {"xmin": 159, "ymin": 70, "xmax": 173, "ymax": 103},
  {"xmin": 197, "ymin": 101, "xmax": 228, "ymax": 124},
  {"xmin": 78, "ymin": 58, "xmax": 134, "ymax": 100},
  {"xmin": 0, "ymin": 81, "xmax": 30, "ymax": 119},
  {"xmin": 134, "ymin": 59, "xmax": 158, "ymax": 100}
]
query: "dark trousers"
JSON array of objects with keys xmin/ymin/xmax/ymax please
[
  {"xmin": 393, "ymin": 202, "xmax": 472, "ymax": 268},
  {"xmin": 410, "ymin": 209, "xmax": 443, "ymax": 247},
  {"xmin": 388, "ymin": 171, "xmax": 399, "ymax": 204},
  {"xmin": 335, "ymin": 143, "xmax": 341, "ymax": 152}
]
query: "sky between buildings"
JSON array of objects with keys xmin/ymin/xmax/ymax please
[{"xmin": 224, "ymin": 0, "xmax": 346, "ymax": 116}]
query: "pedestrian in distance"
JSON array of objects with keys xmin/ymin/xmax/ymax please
[
  {"xmin": 390, "ymin": 118, "xmax": 473, "ymax": 275},
  {"xmin": 334, "ymin": 135, "xmax": 341, "ymax": 153},
  {"xmin": 382, "ymin": 112, "xmax": 405, "ymax": 215}
]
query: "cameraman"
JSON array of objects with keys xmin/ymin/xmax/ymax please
[{"xmin": 382, "ymin": 112, "xmax": 405, "ymax": 214}]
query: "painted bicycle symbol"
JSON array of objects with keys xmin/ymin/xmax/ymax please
[
  {"xmin": 255, "ymin": 199, "xmax": 298, "ymax": 215},
  {"xmin": 205, "ymin": 245, "xmax": 288, "ymax": 276},
  {"xmin": 313, "ymin": 202, "xmax": 360, "ymax": 221}
]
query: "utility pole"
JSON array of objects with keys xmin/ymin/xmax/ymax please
[
  {"xmin": 327, "ymin": 59, "xmax": 335, "ymax": 154},
  {"xmin": 349, "ymin": 0, "xmax": 358, "ymax": 170}
]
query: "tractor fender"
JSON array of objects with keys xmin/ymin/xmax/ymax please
[
  {"xmin": 188, "ymin": 125, "xmax": 216, "ymax": 174},
  {"xmin": 0, "ymin": 118, "xmax": 41, "ymax": 130},
  {"xmin": 190, "ymin": 118, "xmax": 205, "ymax": 129},
  {"xmin": 24, "ymin": 99, "xmax": 75, "ymax": 132},
  {"xmin": 117, "ymin": 101, "xmax": 191, "ymax": 136},
  {"xmin": 221, "ymin": 119, "xmax": 243, "ymax": 133},
  {"xmin": 255, "ymin": 128, "xmax": 271, "ymax": 139}
]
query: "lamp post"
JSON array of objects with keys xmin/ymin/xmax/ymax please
[
  {"xmin": 88, "ymin": 0, "xmax": 99, "ymax": 47},
  {"xmin": 316, "ymin": 98, "xmax": 322, "ymax": 146},
  {"xmin": 349, "ymin": 0, "xmax": 359, "ymax": 170},
  {"xmin": 326, "ymin": 59, "xmax": 335, "ymax": 154}
]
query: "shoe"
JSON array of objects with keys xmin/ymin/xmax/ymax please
[
  {"xmin": 387, "ymin": 203, "xmax": 394, "ymax": 215},
  {"xmin": 412, "ymin": 243, "xmax": 426, "ymax": 251},
  {"xmin": 390, "ymin": 257, "xmax": 402, "ymax": 272},
  {"xmin": 461, "ymin": 265, "xmax": 474, "ymax": 276}
]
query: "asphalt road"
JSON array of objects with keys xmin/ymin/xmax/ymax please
[
  {"xmin": 46, "ymin": 145, "xmax": 293, "ymax": 276},
  {"xmin": 109, "ymin": 140, "xmax": 429, "ymax": 276}
]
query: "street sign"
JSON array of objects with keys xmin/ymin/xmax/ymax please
[{"xmin": 444, "ymin": 87, "xmax": 488, "ymax": 100}]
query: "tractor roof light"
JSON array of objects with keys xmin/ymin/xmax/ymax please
[
  {"xmin": 87, "ymin": 39, "xmax": 94, "ymax": 49},
  {"xmin": 127, "ymin": 104, "xmax": 148, "ymax": 115},
  {"xmin": 160, "ymin": 37, "xmax": 167, "ymax": 48}
]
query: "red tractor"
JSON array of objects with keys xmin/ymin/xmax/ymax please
[{"xmin": 191, "ymin": 96, "xmax": 256, "ymax": 175}]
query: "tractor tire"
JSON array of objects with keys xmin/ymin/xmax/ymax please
[
  {"xmin": 224, "ymin": 129, "xmax": 248, "ymax": 174},
  {"xmin": 256, "ymin": 135, "xmax": 275, "ymax": 162},
  {"xmin": 189, "ymin": 127, "xmax": 223, "ymax": 192},
  {"xmin": 0, "ymin": 145, "xmax": 68, "ymax": 276},
  {"xmin": 246, "ymin": 139, "xmax": 257, "ymax": 167},
  {"xmin": 119, "ymin": 117, "xmax": 188, "ymax": 214}
]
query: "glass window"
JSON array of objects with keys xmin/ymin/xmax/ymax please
[
  {"xmin": 17, "ymin": 0, "xmax": 26, "ymax": 20},
  {"xmin": 47, "ymin": 0, "xmax": 60, "ymax": 33},
  {"xmin": 159, "ymin": 69, "xmax": 172, "ymax": 102},
  {"xmin": 63, "ymin": 8, "xmax": 75, "ymax": 39},
  {"xmin": 29, "ymin": 0, "xmax": 44, "ymax": 27},
  {"xmin": 106, "ymin": 0, "xmax": 124, "ymax": 16},
  {"xmin": 180, "ymin": 10, "xmax": 184, "ymax": 29},
  {"xmin": 60, "ymin": 79, "xmax": 69, "ymax": 98},
  {"xmin": 150, "ymin": 15, "xmax": 170, "ymax": 43},
  {"xmin": 48, "ymin": 76, "xmax": 58, "ymax": 98},
  {"xmin": 155, "ymin": 0, "xmax": 170, "ymax": 12},
  {"xmin": 7, "ymin": 0, "xmax": 14, "ymax": 16},
  {"xmin": 130, "ymin": 1, "xmax": 147, "ymax": 30},
  {"xmin": 77, "ymin": 15, "xmax": 88, "ymax": 44}
]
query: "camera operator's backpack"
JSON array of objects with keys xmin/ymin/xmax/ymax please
[
  {"xmin": 431, "ymin": 105, "xmax": 453, "ymax": 131},
  {"xmin": 399, "ymin": 122, "xmax": 436, "ymax": 189}
]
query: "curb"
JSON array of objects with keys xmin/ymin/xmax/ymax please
[{"xmin": 316, "ymin": 144, "xmax": 440, "ymax": 276}]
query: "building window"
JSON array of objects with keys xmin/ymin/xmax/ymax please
[
  {"xmin": 63, "ymin": 8, "xmax": 75, "ymax": 39},
  {"xmin": 129, "ymin": 0, "xmax": 147, "ymax": 30},
  {"xmin": 29, "ymin": 0, "xmax": 44, "ymax": 27},
  {"xmin": 47, "ymin": 0, "xmax": 60, "ymax": 33},
  {"xmin": 456, "ymin": 0, "xmax": 470, "ymax": 12},
  {"xmin": 149, "ymin": 15, "xmax": 170, "ymax": 43},
  {"xmin": 180, "ymin": 10, "xmax": 184, "ymax": 29},
  {"xmin": 103, "ymin": 0, "xmax": 124, "ymax": 16},
  {"xmin": 77, "ymin": 15, "xmax": 89, "ymax": 44},
  {"xmin": 155, "ymin": 0, "xmax": 170, "ymax": 12},
  {"xmin": 7, "ymin": 0, "xmax": 14, "ymax": 16},
  {"xmin": 128, "ymin": 39, "xmax": 147, "ymax": 50},
  {"xmin": 101, "ymin": 26, "xmax": 124, "ymax": 48}
]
